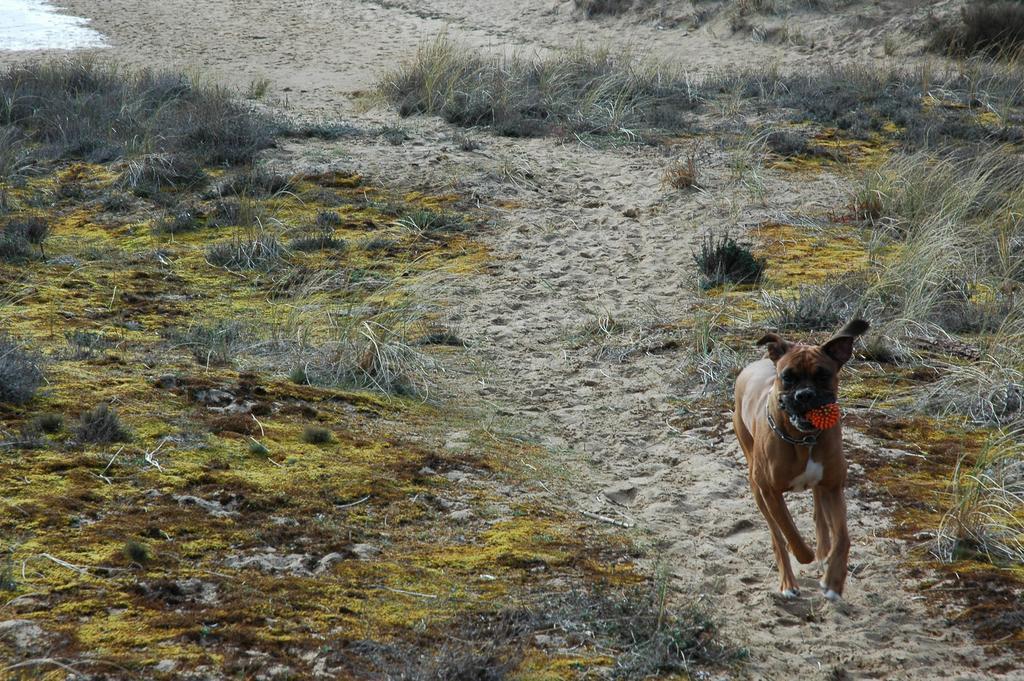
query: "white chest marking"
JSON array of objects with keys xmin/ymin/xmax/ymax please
[{"xmin": 788, "ymin": 458, "xmax": 823, "ymax": 492}]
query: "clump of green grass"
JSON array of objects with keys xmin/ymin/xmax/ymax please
[
  {"xmin": 289, "ymin": 230, "xmax": 347, "ymax": 252},
  {"xmin": 116, "ymin": 153, "xmax": 206, "ymax": 198},
  {"xmin": 76, "ymin": 403, "xmax": 130, "ymax": 443},
  {"xmin": 761, "ymin": 281, "xmax": 864, "ymax": 331},
  {"xmin": 936, "ymin": 429, "xmax": 1024, "ymax": 567},
  {"xmin": 206, "ymin": 232, "xmax": 287, "ymax": 271},
  {"xmin": 302, "ymin": 425, "xmax": 333, "ymax": 444},
  {"xmin": 212, "ymin": 166, "xmax": 291, "ymax": 198},
  {"xmin": 379, "ymin": 37, "xmax": 699, "ymax": 138},
  {"xmin": 850, "ymin": 148, "xmax": 1024, "ymax": 336},
  {"xmin": 0, "ymin": 333, "xmax": 44, "ymax": 404},
  {"xmin": 0, "ymin": 58, "xmax": 279, "ymax": 167},
  {"xmin": 692, "ymin": 231, "xmax": 766, "ymax": 289},
  {"xmin": 395, "ymin": 208, "xmax": 466, "ymax": 235}
]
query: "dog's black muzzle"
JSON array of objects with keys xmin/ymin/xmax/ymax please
[{"xmin": 779, "ymin": 389, "xmax": 836, "ymax": 432}]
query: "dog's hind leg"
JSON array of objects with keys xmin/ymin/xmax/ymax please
[
  {"xmin": 817, "ymin": 485, "xmax": 850, "ymax": 601},
  {"xmin": 752, "ymin": 485, "xmax": 800, "ymax": 596},
  {"xmin": 813, "ymin": 487, "xmax": 832, "ymax": 563}
]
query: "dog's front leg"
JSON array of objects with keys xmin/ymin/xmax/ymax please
[
  {"xmin": 758, "ymin": 486, "xmax": 815, "ymax": 565},
  {"xmin": 752, "ymin": 486, "xmax": 800, "ymax": 596},
  {"xmin": 813, "ymin": 487, "xmax": 832, "ymax": 563},
  {"xmin": 817, "ymin": 484, "xmax": 850, "ymax": 600}
]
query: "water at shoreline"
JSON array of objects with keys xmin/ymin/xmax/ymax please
[{"xmin": 0, "ymin": 0, "xmax": 106, "ymax": 51}]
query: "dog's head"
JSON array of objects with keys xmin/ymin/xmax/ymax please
[{"xmin": 756, "ymin": 319, "xmax": 869, "ymax": 432}]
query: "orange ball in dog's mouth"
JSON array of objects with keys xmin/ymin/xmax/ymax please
[{"xmin": 805, "ymin": 402, "xmax": 841, "ymax": 430}]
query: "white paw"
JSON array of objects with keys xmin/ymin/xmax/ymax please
[
  {"xmin": 781, "ymin": 588, "xmax": 800, "ymax": 599},
  {"xmin": 822, "ymin": 588, "xmax": 840, "ymax": 602}
]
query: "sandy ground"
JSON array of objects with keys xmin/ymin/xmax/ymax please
[{"xmin": 4, "ymin": 0, "xmax": 1017, "ymax": 678}]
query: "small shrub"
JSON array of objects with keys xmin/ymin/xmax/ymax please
[
  {"xmin": 288, "ymin": 366, "xmax": 309, "ymax": 384},
  {"xmin": 123, "ymin": 540, "xmax": 151, "ymax": 564},
  {"xmin": 302, "ymin": 425, "xmax": 333, "ymax": 444},
  {"xmin": 5, "ymin": 216, "xmax": 51, "ymax": 255},
  {"xmin": 575, "ymin": 0, "xmax": 634, "ymax": 17},
  {"xmin": 76, "ymin": 403, "xmax": 130, "ymax": 443},
  {"xmin": 249, "ymin": 440, "xmax": 270, "ymax": 456},
  {"xmin": 931, "ymin": 1, "xmax": 1024, "ymax": 57},
  {"xmin": 765, "ymin": 129, "xmax": 810, "ymax": 157},
  {"xmin": 378, "ymin": 125, "xmax": 409, "ymax": 145},
  {"xmin": 0, "ymin": 333, "xmax": 44, "ymax": 404},
  {"xmin": 0, "ymin": 229, "xmax": 34, "ymax": 262},
  {"xmin": 692, "ymin": 232, "xmax": 766, "ymax": 289},
  {"xmin": 206, "ymin": 232, "xmax": 287, "ymax": 270},
  {"xmin": 31, "ymin": 412, "xmax": 63, "ymax": 434}
]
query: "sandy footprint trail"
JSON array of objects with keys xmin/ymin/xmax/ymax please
[{"xmin": 2, "ymin": 0, "xmax": 1015, "ymax": 677}]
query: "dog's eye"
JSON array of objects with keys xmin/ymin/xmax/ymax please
[
  {"xmin": 814, "ymin": 368, "xmax": 832, "ymax": 383},
  {"xmin": 780, "ymin": 370, "xmax": 797, "ymax": 387}
]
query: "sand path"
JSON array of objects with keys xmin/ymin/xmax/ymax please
[{"xmin": 4, "ymin": 1, "xmax": 1013, "ymax": 677}]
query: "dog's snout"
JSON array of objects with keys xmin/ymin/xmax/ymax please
[{"xmin": 794, "ymin": 388, "xmax": 815, "ymax": 404}]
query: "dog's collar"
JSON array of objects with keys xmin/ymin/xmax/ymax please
[{"xmin": 765, "ymin": 399, "xmax": 820, "ymax": 448}]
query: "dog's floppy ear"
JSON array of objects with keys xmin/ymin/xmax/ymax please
[
  {"xmin": 821, "ymin": 318, "xmax": 870, "ymax": 366},
  {"xmin": 756, "ymin": 332, "xmax": 791, "ymax": 362}
]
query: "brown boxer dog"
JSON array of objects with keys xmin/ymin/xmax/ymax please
[{"xmin": 733, "ymin": 319, "xmax": 869, "ymax": 601}]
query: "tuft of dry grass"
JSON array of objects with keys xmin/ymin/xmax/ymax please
[{"xmin": 662, "ymin": 151, "xmax": 701, "ymax": 190}]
